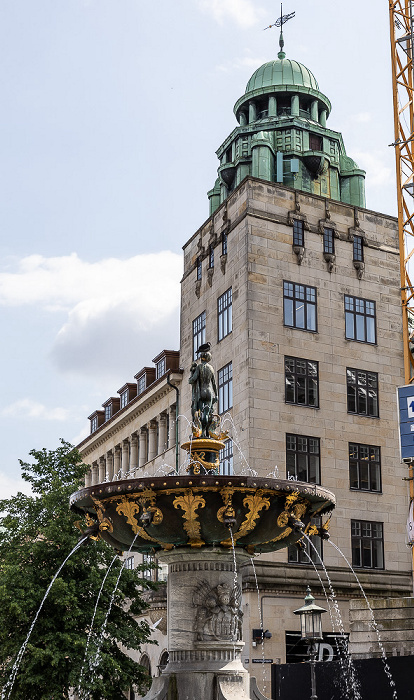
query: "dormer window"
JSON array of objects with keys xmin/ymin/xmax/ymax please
[
  {"xmin": 91, "ymin": 416, "xmax": 98, "ymax": 433},
  {"xmin": 137, "ymin": 375, "xmax": 146, "ymax": 395},
  {"xmin": 120, "ymin": 390, "xmax": 128, "ymax": 409},
  {"xmin": 156, "ymin": 357, "xmax": 166, "ymax": 379},
  {"xmin": 104, "ymin": 405, "xmax": 111, "ymax": 421}
]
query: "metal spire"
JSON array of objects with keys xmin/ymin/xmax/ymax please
[{"xmin": 264, "ymin": 3, "xmax": 296, "ymax": 59}]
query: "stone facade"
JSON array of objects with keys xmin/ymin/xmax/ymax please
[
  {"xmin": 78, "ymin": 176, "xmax": 412, "ymax": 698},
  {"xmin": 349, "ymin": 597, "xmax": 414, "ymax": 659}
]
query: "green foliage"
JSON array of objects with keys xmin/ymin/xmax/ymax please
[{"xmin": 0, "ymin": 440, "xmax": 154, "ymax": 699}]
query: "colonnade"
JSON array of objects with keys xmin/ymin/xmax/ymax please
[
  {"xmin": 238, "ymin": 95, "xmax": 327, "ymax": 127},
  {"xmin": 86, "ymin": 404, "xmax": 177, "ymax": 486}
]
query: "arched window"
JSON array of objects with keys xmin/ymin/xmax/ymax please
[
  {"xmin": 158, "ymin": 650, "xmax": 169, "ymax": 675},
  {"xmin": 140, "ymin": 653, "xmax": 152, "ymax": 691}
]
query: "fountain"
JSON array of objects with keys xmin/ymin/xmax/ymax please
[{"xmin": 70, "ymin": 346, "xmax": 336, "ymax": 700}]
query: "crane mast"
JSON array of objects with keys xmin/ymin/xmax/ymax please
[{"xmin": 389, "ymin": 0, "xmax": 414, "ymax": 581}]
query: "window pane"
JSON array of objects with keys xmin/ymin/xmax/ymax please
[
  {"xmin": 307, "ymin": 305, "xmax": 316, "ymax": 331},
  {"xmin": 366, "ymin": 317, "xmax": 375, "ymax": 343},
  {"xmin": 284, "ymin": 298, "xmax": 294, "ymax": 326},
  {"xmin": 355, "ymin": 314, "xmax": 365, "ymax": 341},
  {"xmin": 295, "ymin": 300, "xmax": 305, "ymax": 328}
]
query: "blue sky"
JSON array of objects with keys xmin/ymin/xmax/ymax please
[{"xmin": 0, "ymin": 0, "xmax": 396, "ymax": 496}]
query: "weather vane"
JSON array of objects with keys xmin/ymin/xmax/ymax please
[
  {"xmin": 264, "ymin": 3, "xmax": 295, "ymax": 31},
  {"xmin": 264, "ymin": 4, "xmax": 295, "ymax": 59}
]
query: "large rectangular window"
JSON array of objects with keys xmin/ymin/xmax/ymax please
[
  {"xmin": 286, "ymin": 434, "xmax": 320, "ymax": 484},
  {"xmin": 349, "ymin": 443, "xmax": 381, "ymax": 492},
  {"xmin": 293, "ymin": 219, "xmax": 304, "ymax": 247},
  {"xmin": 218, "ymin": 362, "xmax": 233, "ymax": 413},
  {"xmin": 283, "ymin": 282, "xmax": 317, "ymax": 332},
  {"xmin": 346, "ymin": 368, "xmax": 379, "ymax": 417},
  {"xmin": 218, "ymin": 288, "xmax": 232, "ymax": 341},
  {"xmin": 219, "ymin": 439, "xmax": 233, "ymax": 475},
  {"xmin": 193, "ymin": 311, "xmax": 206, "ymax": 360},
  {"xmin": 285, "ymin": 357, "xmax": 319, "ymax": 408},
  {"xmin": 351, "ymin": 520, "xmax": 384, "ymax": 569},
  {"xmin": 288, "ymin": 517, "xmax": 322, "ymax": 564},
  {"xmin": 344, "ymin": 295, "xmax": 376, "ymax": 344}
]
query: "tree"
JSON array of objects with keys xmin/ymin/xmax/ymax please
[{"xmin": 0, "ymin": 440, "xmax": 155, "ymax": 699}]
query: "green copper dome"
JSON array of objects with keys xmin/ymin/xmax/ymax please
[{"xmin": 245, "ymin": 58, "xmax": 319, "ymax": 93}]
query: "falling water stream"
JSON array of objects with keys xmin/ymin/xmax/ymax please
[
  {"xmin": 328, "ymin": 540, "xmax": 398, "ymax": 700},
  {"xmin": 304, "ymin": 535, "xmax": 362, "ymax": 700},
  {"xmin": 1, "ymin": 536, "xmax": 87, "ymax": 700},
  {"xmin": 80, "ymin": 534, "xmax": 140, "ymax": 697},
  {"xmin": 77, "ymin": 554, "xmax": 118, "ymax": 696},
  {"xmin": 250, "ymin": 557, "xmax": 267, "ymax": 695}
]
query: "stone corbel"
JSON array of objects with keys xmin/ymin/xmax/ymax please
[
  {"xmin": 207, "ymin": 267, "xmax": 214, "ymax": 287},
  {"xmin": 353, "ymin": 260, "xmax": 365, "ymax": 280},
  {"xmin": 195, "ymin": 280, "xmax": 201, "ymax": 298},
  {"xmin": 287, "ymin": 211, "xmax": 310, "ymax": 230},
  {"xmin": 197, "ymin": 237, "xmax": 205, "ymax": 257},
  {"xmin": 220, "ymin": 253, "xmax": 227, "ymax": 274},
  {"xmin": 323, "ymin": 252, "xmax": 335, "ymax": 272},
  {"xmin": 293, "ymin": 245, "xmax": 305, "ymax": 264}
]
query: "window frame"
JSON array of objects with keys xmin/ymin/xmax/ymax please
[
  {"xmin": 353, "ymin": 235, "xmax": 364, "ymax": 262},
  {"xmin": 91, "ymin": 416, "xmax": 98, "ymax": 433},
  {"xmin": 285, "ymin": 356, "xmax": 319, "ymax": 408},
  {"xmin": 120, "ymin": 390, "xmax": 128, "ymax": 409},
  {"xmin": 196, "ymin": 256, "xmax": 202, "ymax": 281},
  {"xmin": 349, "ymin": 443, "xmax": 381, "ymax": 492},
  {"xmin": 220, "ymin": 438, "xmax": 234, "ymax": 475},
  {"xmin": 104, "ymin": 405, "xmax": 112, "ymax": 421},
  {"xmin": 351, "ymin": 519, "xmax": 384, "ymax": 570},
  {"xmin": 323, "ymin": 227, "xmax": 335, "ymax": 255},
  {"xmin": 156, "ymin": 358, "xmax": 166, "ymax": 379},
  {"xmin": 192, "ymin": 311, "xmax": 206, "ymax": 361},
  {"xmin": 286, "ymin": 433, "xmax": 321, "ymax": 484},
  {"xmin": 346, "ymin": 367, "xmax": 379, "ymax": 418},
  {"xmin": 293, "ymin": 219, "xmax": 304, "ymax": 247},
  {"xmin": 222, "ymin": 232, "xmax": 228, "ymax": 256},
  {"xmin": 218, "ymin": 288, "xmax": 233, "ymax": 342},
  {"xmin": 344, "ymin": 295, "xmax": 376, "ymax": 345},
  {"xmin": 218, "ymin": 362, "xmax": 233, "ymax": 414},
  {"xmin": 137, "ymin": 375, "xmax": 146, "ymax": 396},
  {"xmin": 209, "ymin": 245, "xmax": 214, "ymax": 269},
  {"xmin": 283, "ymin": 281, "xmax": 317, "ymax": 332}
]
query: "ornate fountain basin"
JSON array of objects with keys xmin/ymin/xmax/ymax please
[{"xmin": 70, "ymin": 475, "xmax": 335, "ymax": 554}]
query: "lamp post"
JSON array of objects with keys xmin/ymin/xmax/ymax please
[{"xmin": 293, "ymin": 586, "xmax": 327, "ymax": 700}]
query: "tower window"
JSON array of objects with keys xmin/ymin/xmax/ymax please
[
  {"xmin": 218, "ymin": 288, "xmax": 232, "ymax": 341},
  {"xmin": 285, "ymin": 357, "xmax": 319, "ymax": 408},
  {"xmin": 222, "ymin": 233, "xmax": 228, "ymax": 256},
  {"xmin": 286, "ymin": 434, "xmax": 320, "ymax": 484},
  {"xmin": 351, "ymin": 520, "xmax": 384, "ymax": 570},
  {"xmin": 196, "ymin": 257, "xmax": 202, "ymax": 281},
  {"xmin": 218, "ymin": 362, "xmax": 233, "ymax": 413},
  {"xmin": 283, "ymin": 281, "xmax": 317, "ymax": 332},
  {"xmin": 192, "ymin": 311, "xmax": 206, "ymax": 360},
  {"xmin": 323, "ymin": 227, "xmax": 335, "ymax": 255},
  {"xmin": 353, "ymin": 235, "xmax": 364, "ymax": 262},
  {"xmin": 293, "ymin": 220, "xmax": 304, "ymax": 247},
  {"xmin": 344, "ymin": 295, "xmax": 376, "ymax": 344},
  {"xmin": 209, "ymin": 245, "xmax": 214, "ymax": 269},
  {"xmin": 309, "ymin": 133, "xmax": 322, "ymax": 150}
]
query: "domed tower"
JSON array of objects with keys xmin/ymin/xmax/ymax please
[{"xmin": 208, "ymin": 36, "xmax": 365, "ymax": 214}]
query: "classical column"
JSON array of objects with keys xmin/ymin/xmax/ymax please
[
  {"xmin": 85, "ymin": 468, "xmax": 92, "ymax": 488},
  {"xmin": 91, "ymin": 461, "xmax": 98, "ymax": 486},
  {"xmin": 248, "ymin": 100, "xmax": 257, "ymax": 123},
  {"xmin": 121, "ymin": 439, "xmax": 130, "ymax": 478},
  {"xmin": 113, "ymin": 446, "xmax": 121, "ymax": 480},
  {"xmin": 268, "ymin": 95, "xmax": 277, "ymax": 117},
  {"xmin": 311, "ymin": 99, "xmax": 319, "ymax": 122},
  {"xmin": 291, "ymin": 94, "xmax": 299, "ymax": 117},
  {"xmin": 98, "ymin": 456, "xmax": 106, "ymax": 483},
  {"xmin": 106, "ymin": 450, "xmax": 114, "ymax": 481},
  {"xmin": 169, "ymin": 405, "xmax": 177, "ymax": 448},
  {"xmin": 158, "ymin": 413, "xmax": 168, "ymax": 454},
  {"xmin": 130, "ymin": 433, "xmax": 138, "ymax": 474},
  {"xmin": 320, "ymin": 109, "xmax": 327, "ymax": 127},
  {"xmin": 139, "ymin": 428, "xmax": 148, "ymax": 468},
  {"xmin": 148, "ymin": 420, "xmax": 158, "ymax": 461},
  {"xmin": 239, "ymin": 111, "xmax": 247, "ymax": 126}
]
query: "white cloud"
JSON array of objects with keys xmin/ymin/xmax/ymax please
[
  {"xmin": 198, "ymin": 0, "xmax": 265, "ymax": 28},
  {"xmin": 217, "ymin": 54, "xmax": 268, "ymax": 73},
  {"xmin": 0, "ymin": 471, "xmax": 33, "ymax": 501},
  {"xmin": 352, "ymin": 150, "xmax": 394, "ymax": 188},
  {"xmin": 2, "ymin": 398, "xmax": 71, "ymax": 421},
  {"xmin": 0, "ymin": 251, "xmax": 182, "ymax": 379}
]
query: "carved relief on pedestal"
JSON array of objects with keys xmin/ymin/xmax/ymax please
[{"xmin": 193, "ymin": 580, "xmax": 243, "ymax": 642}]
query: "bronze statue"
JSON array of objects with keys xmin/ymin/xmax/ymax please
[{"xmin": 189, "ymin": 343, "xmax": 218, "ymax": 438}]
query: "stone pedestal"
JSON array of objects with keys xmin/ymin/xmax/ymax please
[{"xmin": 142, "ymin": 547, "xmax": 268, "ymax": 700}]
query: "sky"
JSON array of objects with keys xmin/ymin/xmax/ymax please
[{"xmin": 0, "ymin": 0, "xmax": 397, "ymax": 498}]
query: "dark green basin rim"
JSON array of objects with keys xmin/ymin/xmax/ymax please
[{"xmin": 69, "ymin": 474, "xmax": 335, "ymax": 513}]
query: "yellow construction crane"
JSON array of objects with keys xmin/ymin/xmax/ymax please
[{"xmin": 389, "ymin": 0, "xmax": 414, "ymax": 576}]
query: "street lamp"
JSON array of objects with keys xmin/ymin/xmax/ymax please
[{"xmin": 293, "ymin": 587, "xmax": 327, "ymax": 700}]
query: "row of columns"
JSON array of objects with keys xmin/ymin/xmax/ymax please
[
  {"xmin": 86, "ymin": 405, "xmax": 177, "ymax": 487},
  {"xmin": 239, "ymin": 95, "xmax": 327, "ymax": 127}
]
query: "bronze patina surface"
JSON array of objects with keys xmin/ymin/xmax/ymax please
[{"xmin": 70, "ymin": 474, "xmax": 335, "ymax": 554}]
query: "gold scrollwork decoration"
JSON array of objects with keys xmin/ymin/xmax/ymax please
[
  {"xmin": 217, "ymin": 487, "xmax": 236, "ymax": 523},
  {"xmin": 116, "ymin": 498, "xmax": 158, "ymax": 544},
  {"xmin": 186, "ymin": 450, "xmax": 220, "ymax": 474},
  {"xmin": 173, "ymin": 489, "xmax": 206, "ymax": 547},
  {"xmin": 91, "ymin": 496, "xmax": 113, "ymax": 533},
  {"xmin": 220, "ymin": 490, "xmax": 270, "ymax": 547}
]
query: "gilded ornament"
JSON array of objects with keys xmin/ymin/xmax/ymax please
[
  {"xmin": 116, "ymin": 497, "xmax": 158, "ymax": 544},
  {"xmin": 220, "ymin": 490, "xmax": 270, "ymax": 547},
  {"xmin": 91, "ymin": 496, "xmax": 113, "ymax": 533},
  {"xmin": 173, "ymin": 489, "xmax": 206, "ymax": 547}
]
